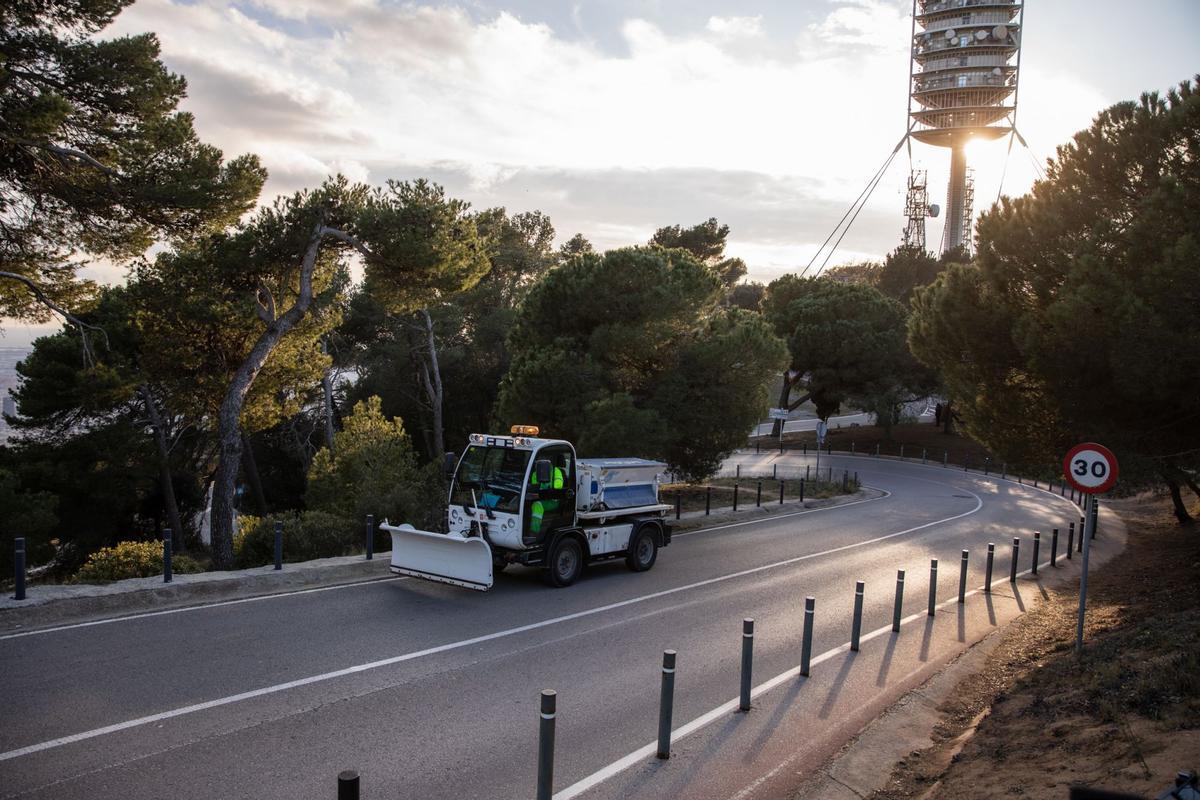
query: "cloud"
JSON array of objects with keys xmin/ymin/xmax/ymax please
[
  {"xmin": 99, "ymin": 0, "xmax": 1092, "ymax": 283},
  {"xmin": 706, "ymin": 15, "xmax": 764, "ymax": 38}
]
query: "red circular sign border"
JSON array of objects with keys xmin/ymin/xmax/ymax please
[{"xmin": 1063, "ymin": 442, "xmax": 1119, "ymax": 494}]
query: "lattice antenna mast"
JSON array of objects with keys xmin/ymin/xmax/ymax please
[
  {"xmin": 962, "ymin": 166, "xmax": 976, "ymax": 254},
  {"xmin": 902, "ymin": 170, "xmax": 931, "ymax": 251}
]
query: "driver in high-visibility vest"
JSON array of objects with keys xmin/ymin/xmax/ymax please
[{"xmin": 530, "ymin": 465, "xmax": 565, "ymax": 534}]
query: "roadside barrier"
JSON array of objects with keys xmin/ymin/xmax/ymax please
[
  {"xmin": 365, "ymin": 515, "xmax": 374, "ymax": 560},
  {"xmin": 537, "ymin": 690, "xmax": 556, "ymax": 800},
  {"xmin": 13, "ymin": 537, "xmax": 26, "ymax": 601},
  {"xmin": 1051, "ymin": 528, "xmax": 1059, "ymax": 567},
  {"xmin": 513, "ymin": 506, "xmax": 1093, "ymax": 800},
  {"xmin": 740, "ymin": 619, "xmax": 754, "ymax": 711},
  {"xmin": 1067, "ymin": 523, "xmax": 1075, "ymax": 558},
  {"xmin": 337, "ymin": 770, "xmax": 360, "ymax": 800},
  {"xmin": 851, "ymin": 581, "xmax": 864, "ymax": 651},
  {"xmin": 657, "ymin": 650, "xmax": 676, "ymax": 759},
  {"xmin": 274, "ymin": 521, "xmax": 283, "ymax": 571},
  {"xmin": 928, "ymin": 559, "xmax": 938, "ymax": 616},
  {"xmin": 163, "ymin": 530, "xmax": 173, "ymax": 584},
  {"xmin": 801, "ymin": 597, "xmax": 815, "ymax": 676}
]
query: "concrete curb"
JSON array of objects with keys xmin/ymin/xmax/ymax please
[{"xmin": 0, "ymin": 554, "xmax": 393, "ymax": 634}]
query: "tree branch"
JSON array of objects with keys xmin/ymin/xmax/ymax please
[
  {"xmin": 319, "ymin": 226, "xmax": 375, "ymax": 261},
  {"xmin": 0, "ymin": 270, "xmax": 107, "ymax": 365},
  {"xmin": 0, "ymin": 132, "xmax": 119, "ymax": 176},
  {"xmin": 255, "ymin": 280, "xmax": 277, "ymax": 323}
]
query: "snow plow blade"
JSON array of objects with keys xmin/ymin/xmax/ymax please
[{"xmin": 382, "ymin": 522, "xmax": 494, "ymax": 591}]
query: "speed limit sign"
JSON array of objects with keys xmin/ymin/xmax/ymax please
[{"xmin": 1063, "ymin": 442, "xmax": 1119, "ymax": 494}]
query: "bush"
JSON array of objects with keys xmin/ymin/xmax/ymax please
[
  {"xmin": 74, "ymin": 540, "xmax": 204, "ymax": 583},
  {"xmin": 306, "ymin": 397, "xmax": 442, "ymax": 529},
  {"xmin": 233, "ymin": 511, "xmax": 358, "ymax": 568}
]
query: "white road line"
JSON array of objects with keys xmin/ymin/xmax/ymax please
[
  {"xmin": 554, "ymin": 555, "xmax": 1057, "ymax": 800},
  {"xmin": 0, "ymin": 577, "xmax": 406, "ymax": 641},
  {"xmin": 0, "ymin": 491, "xmax": 983, "ymax": 764}
]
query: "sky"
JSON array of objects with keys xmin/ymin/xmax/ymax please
[{"xmin": 4, "ymin": 0, "xmax": 1198, "ymax": 347}]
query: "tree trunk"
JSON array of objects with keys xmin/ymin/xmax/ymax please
[
  {"xmin": 140, "ymin": 385, "xmax": 185, "ymax": 552},
  {"xmin": 771, "ymin": 371, "xmax": 792, "ymax": 438},
  {"xmin": 209, "ymin": 223, "xmax": 331, "ymax": 569},
  {"xmin": 241, "ymin": 431, "xmax": 268, "ymax": 515},
  {"xmin": 942, "ymin": 399, "xmax": 954, "ymax": 435},
  {"xmin": 417, "ymin": 308, "xmax": 445, "ymax": 459},
  {"xmin": 321, "ymin": 338, "xmax": 336, "ymax": 451},
  {"xmin": 1164, "ymin": 473, "xmax": 1194, "ymax": 524}
]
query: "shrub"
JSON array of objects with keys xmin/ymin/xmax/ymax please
[
  {"xmin": 74, "ymin": 540, "xmax": 204, "ymax": 583},
  {"xmin": 306, "ymin": 397, "xmax": 442, "ymax": 529},
  {"xmin": 233, "ymin": 510, "xmax": 358, "ymax": 568}
]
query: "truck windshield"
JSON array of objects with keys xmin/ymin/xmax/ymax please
[{"xmin": 450, "ymin": 446, "xmax": 530, "ymax": 514}]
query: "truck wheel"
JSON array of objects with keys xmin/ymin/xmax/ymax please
[
  {"xmin": 546, "ymin": 537, "xmax": 584, "ymax": 587},
  {"xmin": 492, "ymin": 556, "xmax": 508, "ymax": 574},
  {"xmin": 626, "ymin": 527, "xmax": 658, "ymax": 572}
]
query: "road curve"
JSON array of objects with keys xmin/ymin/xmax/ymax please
[{"xmin": 0, "ymin": 452, "xmax": 1094, "ymax": 800}]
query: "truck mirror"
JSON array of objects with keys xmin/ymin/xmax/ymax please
[
  {"xmin": 535, "ymin": 459, "xmax": 552, "ymax": 486},
  {"xmin": 443, "ymin": 452, "xmax": 457, "ymax": 477}
]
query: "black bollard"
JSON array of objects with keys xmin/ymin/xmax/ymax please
[
  {"xmin": 740, "ymin": 619, "xmax": 754, "ymax": 711},
  {"xmin": 537, "ymin": 690, "xmax": 556, "ymax": 800},
  {"xmin": 928, "ymin": 559, "xmax": 938, "ymax": 616},
  {"xmin": 366, "ymin": 514, "xmax": 374, "ymax": 560},
  {"xmin": 1051, "ymin": 528, "xmax": 1059, "ymax": 567},
  {"xmin": 800, "ymin": 597, "xmax": 815, "ymax": 676},
  {"xmin": 851, "ymin": 581, "xmax": 864, "ymax": 651},
  {"xmin": 1077, "ymin": 517, "xmax": 1084, "ymax": 552},
  {"xmin": 337, "ymin": 770, "xmax": 360, "ymax": 800},
  {"xmin": 984, "ymin": 543, "xmax": 995, "ymax": 592},
  {"xmin": 958, "ymin": 550, "xmax": 969, "ymax": 603},
  {"xmin": 1067, "ymin": 523, "xmax": 1075, "ymax": 559},
  {"xmin": 733, "ymin": 483, "xmax": 739, "ymax": 512},
  {"xmin": 14, "ymin": 537, "xmax": 26, "ymax": 601},
  {"xmin": 1032, "ymin": 532, "xmax": 1041, "ymax": 575},
  {"xmin": 1010, "ymin": 538, "xmax": 1020, "ymax": 582},
  {"xmin": 675, "ymin": 492, "xmax": 681, "ymax": 520},
  {"xmin": 736, "ymin": 464, "xmax": 741, "ymax": 479},
  {"xmin": 274, "ymin": 520, "xmax": 283, "ymax": 570},
  {"xmin": 756, "ymin": 480, "xmax": 762, "ymax": 507},
  {"xmin": 892, "ymin": 570, "xmax": 905, "ymax": 632},
  {"xmin": 799, "ymin": 479, "xmax": 805, "ymax": 502},
  {"xmin": 705, "ymin": 486, "xmax": 711, "ymax": 516},
  {"xmin": 657, "ymin": 650, "xmax": 676, "ymax": 759},
  {"xmin": 163, "ymin": 530, "xmax": 173, "ymax": 584},
  {"xmin": 779, "ymin": 480, "xmax": 785, "ymax": 505},
  {"xmin": 772, "ymin": 463, "xmax": 777, "ymax": 480}
]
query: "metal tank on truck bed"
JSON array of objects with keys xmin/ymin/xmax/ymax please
[{"xmin": 381, "ymin": 426, "xmax": 672, "ymax": 590}]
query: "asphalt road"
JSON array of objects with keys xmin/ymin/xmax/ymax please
[{"xmin": 0, "ymin": 452, "xmax": 1094, "ymax": 800}]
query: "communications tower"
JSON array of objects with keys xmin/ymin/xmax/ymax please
[{"xmin": 909, "ymin": 0, "xmax": 1023, "ymax": 253}]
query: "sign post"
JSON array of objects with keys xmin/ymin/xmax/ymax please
[
  {"xmin": 769, "ymin": 408, "xmax": 788, "ymax": 447},
  {"xmin": 815, "ymin": 420, "xmax": 828, "ymax": 476},
  {"xmin": 1063, "ymin": 442, "xmax": 1118, "ymax": 654}
]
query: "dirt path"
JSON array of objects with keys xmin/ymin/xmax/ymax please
[{"xmin": 858, "ymin": 494, "xmax": 1199, "ymax": 800}]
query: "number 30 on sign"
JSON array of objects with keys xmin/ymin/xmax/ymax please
[{"xmin": 1063, "ymin": 442, "xmax": 1119, "ymax": 494}]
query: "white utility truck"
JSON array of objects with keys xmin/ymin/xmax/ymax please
[{"xmin": 381, "ymin": 426, "xmax": 672, "ymax": 590}]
